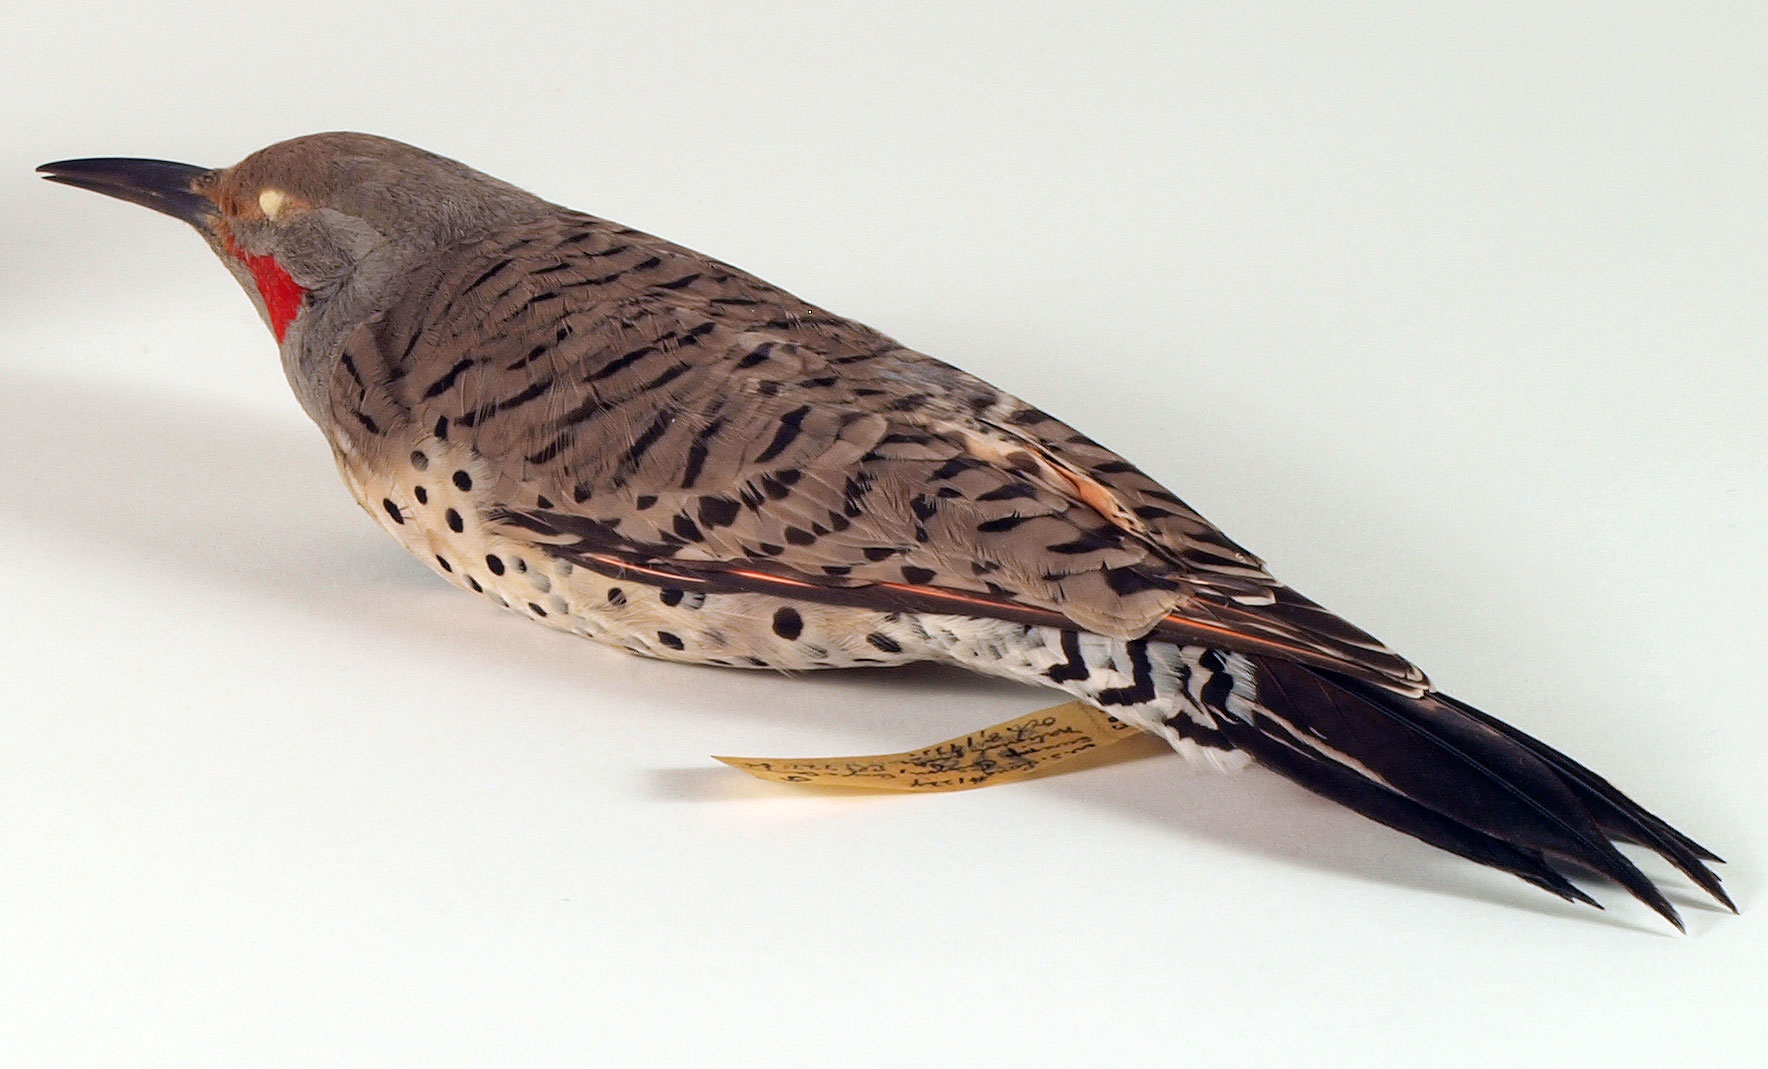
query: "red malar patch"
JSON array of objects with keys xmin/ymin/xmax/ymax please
[{"xmin": 225, "ymin": 236, "xmax": 308, "ymax": 341}]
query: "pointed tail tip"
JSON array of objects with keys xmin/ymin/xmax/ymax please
[
  {"xmin": 1585, "ymin": 856, "xmax": 1742, "ymax": 931},
  {"xmin": 1562, "ymin": 882, "xmax": 1602, "ymax": 911},
  {"xmin": 1426, "ymin": 690, "xmax": 1732, "ymax": 917},
  {"xmin": 1572, "ymin": 874, "xmax": 1683, "ymax": 932},
  {"xmin": 1658, "ymin": 899, "xmax": 1688, "ymax": 934},
  {"xmin": 1551, "ymin": 872, "xmax": 1694, "ymax": 932},
  {"xmin": 1703, "ymin": 876, "xmax": 1738, "ymax": 915}
]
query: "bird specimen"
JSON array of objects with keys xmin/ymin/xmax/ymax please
[{"xmin": 40, "ymin": 134, "xmax": 1731, "ymax": 929}]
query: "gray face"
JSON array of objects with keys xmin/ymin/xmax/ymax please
[
  {"xmin": 230, "ymin": 204, "xmax": 383, "ymax": 296},
  {"xmin": 40, "ymin": 132, "xmax": 555, "ymax": 423}
]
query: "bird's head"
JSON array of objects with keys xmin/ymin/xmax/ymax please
[{"xmin": 39, "ymin": 133, "xmax": 547, "ymax": 417}]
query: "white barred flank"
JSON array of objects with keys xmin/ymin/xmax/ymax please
[{"xmin": 910, "ymin": 615, "xmax": 1254, "ymax": 773}]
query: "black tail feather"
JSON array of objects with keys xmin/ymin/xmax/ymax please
[
  {"xmin": 1218, "ymin": 712, "xmax": 1601, "ymax": 909},
  {"xmin": 1433, "ymin": 692, "xmax": 1734, "ymax": 912},
  {"xmin": 1438, "ymin": 693, "xmax": 1721, "ymax": 861},
  {"xmin": 1231, "ymin": 657, "xmax": 1727, "ymax": 929},
  {"xmin": 1310, "ymin": 668, "xmax": 1686, "ymax": 930}
]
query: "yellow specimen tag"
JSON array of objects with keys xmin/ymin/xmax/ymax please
[{"xmin": 714, "ymin": 701, "xmax": 1155, "ymax": 792}]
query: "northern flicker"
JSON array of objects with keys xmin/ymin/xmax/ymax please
[{"xmin": 40, "ymin": 133, "xmax": 1730, "ymax": 928}]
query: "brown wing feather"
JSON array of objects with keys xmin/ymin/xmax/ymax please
[{"xmin": 330, "ymin": 210, "xmax": 1427, "ymax": 692}]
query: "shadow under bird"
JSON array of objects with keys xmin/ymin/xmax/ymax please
[{"xmin": 40, "ymin": 133, "xmax": 1732, "ymax": 929}]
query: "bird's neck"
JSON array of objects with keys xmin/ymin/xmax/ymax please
[{"xmin": 277, "ymin": 239, "xmax": 421, "ymax": 429}]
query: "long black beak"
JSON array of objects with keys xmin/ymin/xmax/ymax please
[{"xmin": 37, "ymin": 157, "xmax": 217, "ymax": 228}]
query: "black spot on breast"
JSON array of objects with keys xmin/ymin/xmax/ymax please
[
  {"xmin": 453, "ymin": 470, "xmax": 473, "ymax": 491},
  {"xmin": 435, "ymin": 555, "xmax": 452, "ymax": 572},
  {"xmin": 410, "ymin": 450, "xmax": 429, "ymax": 471},
  {"xmin": 866, "ymin": 632, "xmax": 903, "ymax": 654},
  {"xmin": 467, "ymin": 576, "xmax": 482, "ymax": 592},
  {"xmin": 901, "ymin": 565, "xmax": 936, "ymax": 585},
  {"xmin": 530, "ymin": 603, "xmax": 548, "ymax": 617},
  {"xmin": 486, "ymin": 555, "xmax": 506, "ymax": 575},
  {"xmin": 657, "ymin": 631, "xmax": 685, "ymax": 649},
  {"xmin": 414, "ymin": 486, "xmax": 428, "ymax": 504},
  {"xmin": 772, "ymin": 607, "xmax": 803, "ymax": 640},
  {"xmin": 607, "ymin": 587, "xmax": 626, "ymax": 606},
  {"xmin": 445, "ymin": 508, "xmax": 464, "ymax": 533},
  {"xmin": 660, "ymin": 588, "xmax": 684, "ymax": 606},
  {"xmin": 382, "ymin": 499, "xmax": 404, "ymax": 524}
]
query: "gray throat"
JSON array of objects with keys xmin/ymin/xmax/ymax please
[
  {"xmin": 276, "ymin": 191, "xmax": 557, "ymax": 431},
  {"xmin": 280, "ymin": 237, "xmax": 412, "ymax": 428}
]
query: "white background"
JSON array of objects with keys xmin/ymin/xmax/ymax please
[{"xmin": 3, "ymin": 2, "xmax": 1764, "ymax": 1064}]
